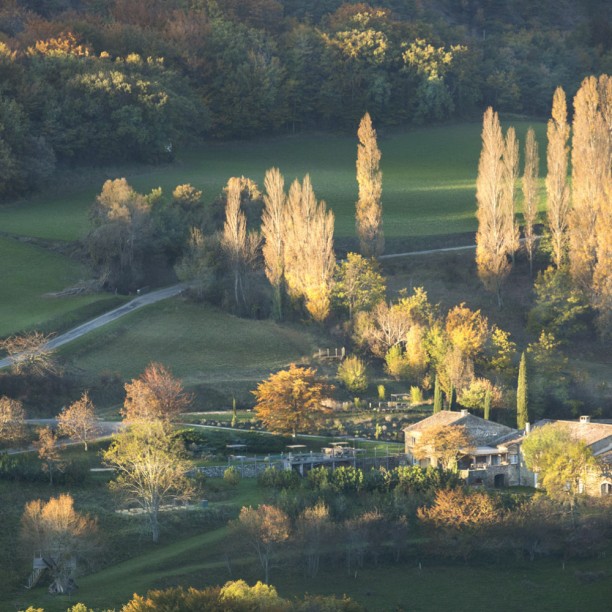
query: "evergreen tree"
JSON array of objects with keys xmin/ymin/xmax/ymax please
[
  {"xmin": 356, "ymin": 113, "xmax": 384, "ymax": 257},
  {"xmin": 517, "ymin": 352, "xmax": 528, "ymax": 429},
  {"xmin": 433, "ymin": 374, "xmax": 442, "ymax": 414},
  {"xmin": 483, "ymin": 389, "xmax": 491, "ymax": 420},
  {"xmin": 448, "ymin": 383, "xmax": 457, "ymax": 411}
]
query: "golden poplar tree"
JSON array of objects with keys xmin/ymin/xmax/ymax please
[
  {"xmin": 546, "ymin": 87, "xmax": 571, "ymax": 268},
  {"xmin": 502, "ymin": 126, "xmax": 521, "ymax": 260},
  {"xmin": 475, "ymin": 107, "xmax": 515, "ymax": 307},
  {"xmin": 283, "ymin": 175, "xmax": 335, "ymax": 322},
  {"xmin": 261, "ymin": 167, "xmax": 286, "ymax": 320},
  {"xmin": 569, "ymin": 74, "xmax": 611, "ymax": 335},
  {"xmin": 356, "ymin": 112, "xmax": 384, "ymax": 257},
  {"xmin": 569, "ymin": 75, "xmax": 612, "ymax": 292},
  {"xmin": 522, "ymin": 127, "xmax": 539, "ymax": 275},
  {"xmin": 221, "ymin": 177, "xmax": 261, "ymax": 312}
]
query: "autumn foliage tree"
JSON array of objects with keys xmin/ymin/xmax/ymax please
[
  {"xmin": 253, "ymin": 364, "xmax": 332, "ymax": 437},
  {"xmin": 356, "ymin": 112, "xmax": 384, "ymax": 257},
  {"xmin": 475, "ymin": 107, "xmax": 517, "ymax": 307},
  {"xmin": 35, "ymin": 426, "xmax": 64, "ymax": 485},
  {"xmin": 103, "ymin": 420, "xmax": 193, "ymax": 543},
  {"xmin": 546, "ymin": 87, "xmax": 571, "ymax": 269},
  {"xmin": 234, "ymin": 505, "xmax": 290, "ymax": 584},
  {"xmin": 568, "ymin": 75, "xmax": 611, "ymax": 336},
  {"xmin": 221, "ymin": 176, "xmax": 261, "ymax": 314},
  {"xmin": 261, "ymin": 167, "xmax": 287, "ymax": 320},
  {"xmin": 57, "ymin": 392, "xmax": 98, "ymax": 451},
  {"xmin": 522, "ymin": 126, "xmax": 539, "ymax": 274},
  {"xmin": 412, "ymin": 424, "xmax": 473, "ymax": 470},
  {"xmin": 21, "ymin": 494, "xmax": 97, "ymax": 594},
  {"xmin": 0, "ymin": 396, "xmax": 26, "ymax": 446},
  {"xmin": 283, "ymin": 176, "xmax": 335, "ymax": 321},
  {"xmin": 122, "ymin": 362, "xmax": 192, "ymax": 423}
]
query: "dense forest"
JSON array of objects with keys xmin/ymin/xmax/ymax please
[{"xmin": 0, "ymin": 0, "xmax": 610, "ymax": 199}]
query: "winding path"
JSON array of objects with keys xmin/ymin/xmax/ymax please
[
  {"xmin": 0, "ymin": 283, "xmax": 188, "ymax": 370},
  {"xmin": 1, "ymin": 240, "xmax": 492, "ymax": 371}
]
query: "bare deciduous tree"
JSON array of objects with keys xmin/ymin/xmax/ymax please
[
  {"xmin": 522, "ymin": 127, "xmax": 539, "ymax": 275},
  {"xmin": 57, "ymin": 392, "xmax": 99, "ymax": 451},
  {"xmin": 546, "ymin": 87, "xmax": 571, "ymax": 269},
  {"xmin": 356, "ymin": 112, "xmax": 384, "ymax": 256},
  {"xmin": 0, "ymin": 331, "xmax": 57, "ymax": 376}
]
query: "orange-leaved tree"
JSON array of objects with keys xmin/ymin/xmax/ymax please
[
  {"xmin": 122, "ymin": 362, "xmax": 192, "ymax": 423},
  {"xmin": 412, "ymin": 424, "xmax": 473, "ymax": 470},
  {"xmin": 252, "ymin": 364, "xmax": 332, "ymax": 437},
  {"xmin": 57, "ymin": 392, "xmax": 99, "ymax": 451}
]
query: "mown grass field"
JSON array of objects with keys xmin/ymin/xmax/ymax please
[
  {"xmin": 60, "ymin": 298, "xmax": 326, "ymax": 398},
  {"xmin": 0, "ymin": 121, "xmax": 547, "ymax": 243}
]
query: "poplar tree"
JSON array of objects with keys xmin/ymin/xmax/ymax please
[
  {"xmin": 546, "ymin": 87, "xmax": 571, "ymax": 269},
  {"xmin": 517, "ymin": 352, "xmax": 528, "ymax": 429},
  {"xmin": 569, "ymin": 75, "xmax": 611, "ymax": 336},
  {"xmin": 433, "ymin": 374, "xmax": 442, "ymax": 414},
  {"xmin": 502, "ymin": 126, "xmax": 520, "ymax": 262},
  {"xmin": 475, "ymin": 107, "xmax": 515, "ymax": 307},
  {"xmin": 284, "ymin": 175, "xmax": 335, "ymax": 322},
  {"xmin": 262, "ymin": 167, "xmax": 286, "ymax": 320},
  {"xmin": 221, "ymin": 177, "xmax": 260, "ymax": 313},
  {"xmin": 356, "ymin": 112, "xmax": 384, "ymax": 257},
  {"xmin": 522, "ymin": 127, "xmax": 539, "ymax": 275}
]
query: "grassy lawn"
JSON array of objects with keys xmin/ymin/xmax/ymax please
[
  {"xmin": 0, "ymin": 121, "xmax": 547, "ymax": 243},
  {"xmin": 60, "ymin": 297, "xmax": 326, "ymax": 397},
  {"xmin": 0, "ymin": 237, "xmax": 124, "ymax": 337}
]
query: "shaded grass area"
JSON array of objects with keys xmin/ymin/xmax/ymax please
[
  {"xmin": 0, "ymin": 121, "xmax": 547, "ymax": 243},
  {"xmin": 60, "ymin": 298, "xmax": 326, "ymax": 402},
  {"xmin": 23, "ymin": 524, "xmax": 612, "ymax": 612},
  {"xmin": 0, "ymin": 237, "xmax": 123, "ymax": 338}
]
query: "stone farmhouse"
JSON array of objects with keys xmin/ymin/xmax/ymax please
[{"xmin": 403, "ymin": 411, "xmax": 612, "ymax": 495}]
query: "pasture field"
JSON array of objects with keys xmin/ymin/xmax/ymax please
[
  {"xmin": 0, "ymin": 237, "xmax": 124, "ymax": 337},
  {"xmin": 0, "ymin": 121, "xmax": 547, "ymax": 243},
  {"xmin": 22, "ymin": 519, "xmax": 612, "ymax": 612},
  {"xmin": 60, "ymin": 298, "xmax": 326, "ymax": 395}
]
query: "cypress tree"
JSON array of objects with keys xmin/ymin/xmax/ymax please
[
  {"xmin": 483, "ymin": 389, "xmax": 491, "ymax": 420},
  {"xmin": 448, "ymin": 384, "xmax": 457, "ymax": 411},
  {"xmin": 433, "ymin": 375, "xmax": 442, "ymax": 414},
  {"xmin": 517, "ymin": 352, "xmax": 528, "ymax": 429}
]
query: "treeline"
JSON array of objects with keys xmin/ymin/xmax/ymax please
[{"xmin": 0, "ymin": 0, "xmax": 609, "ymax": 198}]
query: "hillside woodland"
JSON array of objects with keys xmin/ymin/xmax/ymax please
[{"xmin": 0, "ymin": 0, "xmax": 610, "ymax": 198}]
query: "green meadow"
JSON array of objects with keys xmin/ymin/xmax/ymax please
[{"xmin": 0, "ymin": 121, "xmax": 546, "ymax": 243}]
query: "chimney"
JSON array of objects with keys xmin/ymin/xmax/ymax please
[
  {"xmin": 525, "ymin": 422, "xmax": 531, "ymax": 434},
  {"xmin": 460, "ymin": 409, "xmax": 469, "ymax": 417},
  {"xmin": 580, "ymin": 415, "xmax": 591, "ymax": 424}
]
